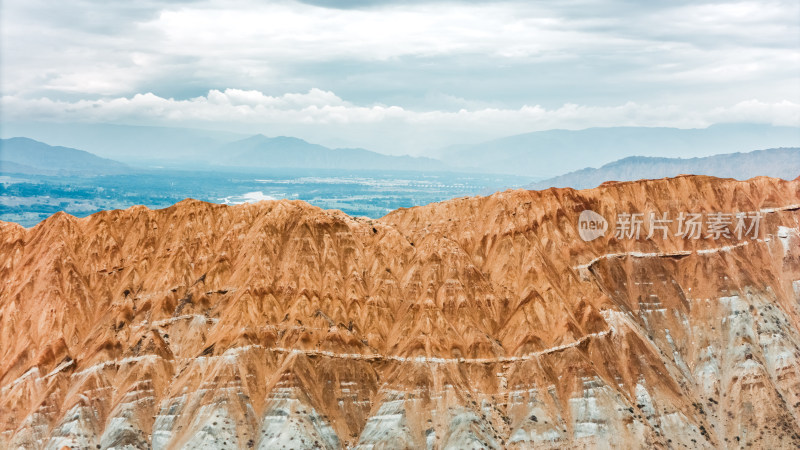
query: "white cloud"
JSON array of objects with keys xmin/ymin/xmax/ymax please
[
  {"xmin": 3, "ymin": 0, "xmax": 798, "ymax": 99},
  {"xmin": 707, "ymin": 99, "xmax": 800, "ymax": 125},
  {"xmin": 1, "ymin": 0, "xmax": 798, "ymax": 153},
  {"xmin": 146, "ymin": 2, "xmax": 578, "ymax": 61}
]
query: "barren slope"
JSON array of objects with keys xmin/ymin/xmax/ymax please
[{"xmin": 1, "ymin": 175, "xmax": 799, "ymax": 449}]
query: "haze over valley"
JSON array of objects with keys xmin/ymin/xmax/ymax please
[{"xmin": 2, "ymin": 124, "xmax": 799, "ymax": 227}]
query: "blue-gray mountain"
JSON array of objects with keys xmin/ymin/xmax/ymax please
[
  {"xmin": 0, "ymin": 137, "xmax": 129, "ymax": 176},
  {"xmin": 216, "ymin": 134, "xmax": 448, "ymax": 171},
  {"xmin": 526, "ymin": 147, "xmax": 800, "ymax": 191},
  {"xmin": 442, "ymin": 124, "xmax": 800, "ymax": 177},
  {"xmin": 0, "ymin": 122, "xmax": 247, "ymax": 165},
  {"xmin": 0, "ymin": 135, "xmax": 448, "ymax": 173}
]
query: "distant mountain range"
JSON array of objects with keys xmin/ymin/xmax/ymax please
[
  {"xmin": 0, "ymin": 122, "xmax": 248, "ymax": 164},
  {"xmin": 0, "ymin": 135, "xmax": 448, "ymax": 175},
  {"xmin": 526, "ymin": 147, "xmax": 800, "ymax": 190},
  {"xmin": 5, "ymin": 122, "xmax": 799, "ymax": 177},
  {"xmin": 0, "ymin": 137, "xmax": 129, "ymax": 176},
  {"xmin": 216, "ymin": 134, "xmax": 448, "ymax": 171},
  {"xmin": 0, "ymin": 122, "xmax": 445, "ymax": 171},
  {"xmin": 3, "ymin": 125, "xmax": 800, "ymax": 183},
  {"xmin": 442, "ymin": 123, "xmax": 800, "ymax": 177}
]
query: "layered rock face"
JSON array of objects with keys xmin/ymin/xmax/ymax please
[{"xmin": 1, "ymin": 175, "xmax": 799, "ymax": 449}]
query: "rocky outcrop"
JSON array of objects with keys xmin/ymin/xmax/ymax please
[{"xmin": 1, "ymin": 175, "xmax": 799, "ymax": 449}]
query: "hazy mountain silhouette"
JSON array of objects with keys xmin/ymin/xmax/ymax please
[
  {"xmin": 526, "ymin": 147, "xmax": 800, "ymax": 190},
  {"xmin": 217, "ymin": 134, "xmax": 449, "ymax": 171},
  {"xmin": 0, "ymin": 137, "xmax": 129, "ymax": 176},
  {"xmin": 0, "ymin": 122, "xmax": 248, "ymax": 165},
  {"xmin": 442, "ymin": 124, "xmax": 800, "ymax": 177}
]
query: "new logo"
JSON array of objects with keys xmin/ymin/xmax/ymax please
[{"xmin": 578, "ymin": 210, "xmax": 607, "ymax": 242}]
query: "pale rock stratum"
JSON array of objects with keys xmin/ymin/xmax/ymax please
[{"xmin": 1, "ymin": 175, "xmax": 799, "ymax": 449}]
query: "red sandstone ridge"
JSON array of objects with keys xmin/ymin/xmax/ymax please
[{"xmin": 1, "ymin": 175, "xmax": 799, "ymax": 449}]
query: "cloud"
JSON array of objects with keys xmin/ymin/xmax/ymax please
[
  {"xmin": 1, "ymin": 0, "xmax": 798, "ymax": 153},
  {"xmin": 707, "ymin": 99, "xmax": 800, "ymax": 125},
  {"xmin": 2, "ymin": 1, "xmax": 798, "ymax": 102}
]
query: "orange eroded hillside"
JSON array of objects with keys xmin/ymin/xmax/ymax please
[{"xmin": 1, "ymin": 175, "xmax": 799, "ymax": 449}]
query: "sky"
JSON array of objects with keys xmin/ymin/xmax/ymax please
[{"xmin": 1, "ymin": 0, "xmax": 799, "ymax": 155}]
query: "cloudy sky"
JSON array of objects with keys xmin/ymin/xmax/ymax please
[{"xmin": 1, "ymin": 0, "xmax": 798, "ymax": 154}]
